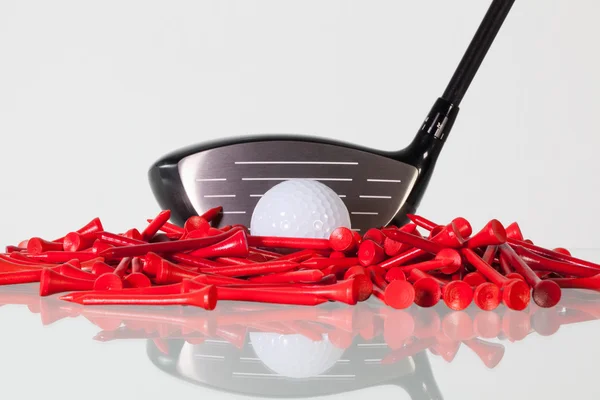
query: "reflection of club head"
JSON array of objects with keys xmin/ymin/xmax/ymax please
[
  {"xmin": 138, "ymin": 302, "xmax": 444, "ymax": 399},
  {"xmin": 146, "ymin": 334, "xmax": 443, "ymax": 400}
]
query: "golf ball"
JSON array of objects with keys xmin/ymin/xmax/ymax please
[{"xmin": 250, "ymin": 180, "xmax": 351, "ymax": 238}]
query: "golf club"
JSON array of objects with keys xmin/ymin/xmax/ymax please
[{"xmin": 149, "ymin": 0, "xmax": 516, "ymax": 232}]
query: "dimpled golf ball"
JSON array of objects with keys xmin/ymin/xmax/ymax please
[{"xmin": 250, "ymin": 180, "xmax": 351, "ymax": 238}]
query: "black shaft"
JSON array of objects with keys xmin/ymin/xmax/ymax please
[{"xmin": 442, "ymin": 0, "xmax": 516, "ymax": 106}]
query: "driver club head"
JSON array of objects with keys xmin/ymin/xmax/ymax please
[
  {"xmin": 148, "ymin": 0, "xmax": 515, "ymax": 231},
  {"xmin": 149, "ymin": 99, "xmax": 456, "ymax": 232}
]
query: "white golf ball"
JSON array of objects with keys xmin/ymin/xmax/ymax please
[{"xmin": 250, "ymin": 180, "xmax": 351, "ymax": 238}]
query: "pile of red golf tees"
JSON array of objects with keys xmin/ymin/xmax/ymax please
[{"xmin": 1, "ymin": 207, "xmax": 598, "ymax": 311}]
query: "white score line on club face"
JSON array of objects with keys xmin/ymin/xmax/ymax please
[
  {"xmin": 196, "ymin": 178, "xmax": 227, "ymax": 182},
  {"xmin": 221, "ymin": 211, "xmax": 246, "ymax": 214},
  {"xmin": 242, "ymin": 178, "xmax": 352, "ymax": 182},
  {"xmin": 203, "ymin": 194, "xmax": 236, "ymax": 198},
  {"xmin": 235, "ymin": 161, "xmax": 358, "ymax": 165},
  {"xmin": 367, "ymin": 179, "xmax": 401, "ymax": 183},
  {"xmin": 338, "ymin": 195, "xmax": 346, "ymax": 198},
  {"xmin": 359, "ymin": 195, "xmax": 392, "ymax": 199},
  {"xmin": 351, "ymin": 212, "xmax": 379, "ymax": 215}
]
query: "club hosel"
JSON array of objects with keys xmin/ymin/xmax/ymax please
[
  {"xmin": 400, "ymin": 97, "xmax": 459, "ymax": 166},
  {"xmin": 389, "ymin": 98, "xmax": 460, "ymax": 228},
  {"xmin": 423, "ymin": 97, "xmax": 459, "ymax": 142}
]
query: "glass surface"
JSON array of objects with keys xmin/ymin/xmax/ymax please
[{"xmin": 1, "ymin": 251, "xmax": 600, "ymax": 399}]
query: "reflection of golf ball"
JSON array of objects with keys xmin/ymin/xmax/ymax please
[
  {"xmin": 250, "ymin": 180, "xmax": 351, "ymax": 238},
  {"xmin": 249, "ymin": 332, "xmax": 345, "ymax": 378}
]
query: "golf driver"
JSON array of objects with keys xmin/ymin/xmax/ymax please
[{"xmin": 149, "ymin": 0, "xmax": 516, "ymax": 232}]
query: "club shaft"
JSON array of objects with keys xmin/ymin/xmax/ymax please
[{"xmin": 442, "ymin": 0, "xmax": 516, "ymax": 106}]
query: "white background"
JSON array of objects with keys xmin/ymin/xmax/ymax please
[
  {"xmin": 1, "ymin": 2, "xmax": 600, "ymax": 399},
  {"xmin": 1, "ymin": 0, "xmax": 599, "ymax": 250}
]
